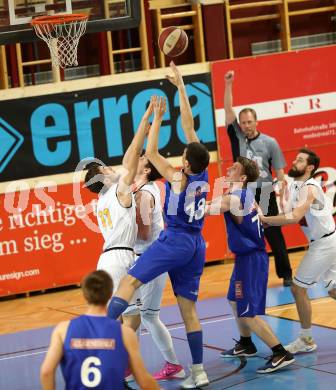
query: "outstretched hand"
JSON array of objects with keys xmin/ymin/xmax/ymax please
[
  {"xmin": 144, "ymin": 96, "xmax": 155, "ymax": 119},
  {"xmin": 166, "ymin": 61, "xmax": 184, "ymax": 88},
  {"xmin": 153, "ymin": 95, "xmax": 166, "ymax": 121},
  {"xmin": 225, "ymin": 70, "xmax": 234, "ymax": 83}
]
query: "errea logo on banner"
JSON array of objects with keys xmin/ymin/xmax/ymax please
[
  {"xmin": 0, "ymin": 118, "xmax": 24, "ymax": 173},
  {"xmin": 0, "ymin": 75, "xmax": 216, "ymax": 182}
]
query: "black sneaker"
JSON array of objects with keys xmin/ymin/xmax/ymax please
[
  {"xmin": 220, "ymin": 340, "xmax": 257, "ymax": 358},
  {"xmin": 257, "ymin": 351, "xmax": 295, "ymax": 373}
]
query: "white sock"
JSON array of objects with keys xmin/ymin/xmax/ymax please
[
  {"xmin": 141, "ymin": 312, "xmax": 179, "ymax": 364},
  {"xmin": 300, "ymin": 328, "xmax": 312, "ymax": 338},
  {"xmin": 192, "ymin": 363, "xmax": 204, "ymax": 372}
]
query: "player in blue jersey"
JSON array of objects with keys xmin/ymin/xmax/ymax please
[
  {"xmin": 40, "ymin": 270, "xmax": 159, "ymax": 390},
  {"xmin": 107, "ymin": 62, "xmax": 210, "ymax": 388},
  {"xmin": 206, "ymin": 157, "xmax": 295, "ymax": 373}
]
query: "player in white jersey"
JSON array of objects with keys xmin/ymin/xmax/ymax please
[
  {"xmin": 259, "ymin": 148, "xmax": 336, "ymax": 354},
  {"xmin": 84, "ymin": 99, "xmax": 154, "ymax": 331},
  {"xmin": 133, "ymin": 156, "xmax": 185, "ymax": 381}
]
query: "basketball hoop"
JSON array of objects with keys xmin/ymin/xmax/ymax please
[{"xmin": 31, "ymin": 13, "xmax": 88, "ymax": 68}]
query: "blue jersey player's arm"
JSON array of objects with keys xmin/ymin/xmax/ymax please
[
  {"xmin": 166, "ymin": 61, "xmax": 199, "ymax": 144},
  {"xmin": 122, "ymin": 325, "xmax": 160, "ymax": 389},
  {"xmin": 146, "ymin": 96, "xmax": 187, "ymax": 193},
  {"xmin": 40, "ymin": 321, "xmax": 69, "ymax": 390},
  {"xmin": 206, "ymin": 194, "xmax": 243, "ymax": 224}
]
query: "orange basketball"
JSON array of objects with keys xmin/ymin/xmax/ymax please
[{"xmin": 158, "ymin": 27, "xmax": 188, "ymax": 57}]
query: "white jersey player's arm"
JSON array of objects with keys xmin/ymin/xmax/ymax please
[
  {"xmin": 146, "ymin": 96, "xmax": 187, "ymax": 193},
  {"xmin": 118, "ymin": 99, "xmax": 154, "ymax": 207},
  {"xmin": 260, "ymin": 185, "xmax": 316, "ymax": 226},
  {"xmin": 121, "ymin": 325, "xmax": 160, "ymax": 390},
  {"xmin": 135, "ymin": 190, "xmax": 154, "ymax": 240},
  {"xmin": 123, "ymin": 99, "xmax": 153, "ymax": 168},
  {"xmin": 166, "ymin": 61, "xmax": 199, "ymax": 143},
  {"xmin": 40, "ymin": 321, "xmax": 69, "ymax": 390}
]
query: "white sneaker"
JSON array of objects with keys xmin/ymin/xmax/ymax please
[
  {"xmin": 181, "ymin": 366, "xmax": 209, "ymax": 389},
  {"xmin": 285, "ymin": 336, "xmax": 317, "ymax": 354}
]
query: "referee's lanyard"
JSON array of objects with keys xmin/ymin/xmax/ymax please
[{"xmin": 245, "ymin": 137, "xmax": 255, "ymax": 159}]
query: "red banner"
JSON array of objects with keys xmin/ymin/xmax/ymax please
[
  {"xmin": 0, "ymin": 181, "xmax": 101, "ymax": 296},
  {"xmin": 0, "ymin": 162, "xmax": 228, "ymax": 296}
]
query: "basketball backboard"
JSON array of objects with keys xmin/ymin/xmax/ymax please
[
  {"xmin": 0, "ymin": 0, "xmax": 140, "ymax": 45},
  {"xmin": 8, "ymin": 0, "xmax": 73, "ymax": 25}
]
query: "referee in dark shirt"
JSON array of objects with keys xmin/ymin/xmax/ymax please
[{"xmin": 223, "ymin": 70, "xmax": 292, "ymax": 286}]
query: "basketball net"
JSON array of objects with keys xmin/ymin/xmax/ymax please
[{"xmin": 31, "ymin": 14, "xmax": 88, "ymax": 68}]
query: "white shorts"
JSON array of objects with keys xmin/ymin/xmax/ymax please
[
  {"xmin": 97, "ymin": 249, "xmax": 141, "ymax": 314},
  {"xmin": 140, "ymin": 272, "xmax": 168, "ymax": 315},
  {"xmin": 126, "ymin": 255, "xmax": 168, "ymax": 316},
  {"xmin": 294, "ymin": 233, "xmax": 336, "ymax": 289}
]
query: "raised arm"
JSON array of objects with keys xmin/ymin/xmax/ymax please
[
  {"xmin": 146, "ymin": 96, "xmax": 182, "ymax": 188},
  {"xmin": 224, "ymin": 71, "xmax": 237, "ymax": 126},
  {"xmin": 166, "ymin": 61, "xmax": 199, "ymax": 143},
  {"xmin": 121, "ymin": 99, "xmax": 154, "ymax": 185},
  {"xmin": 117, "ymin": 99, "xmax": 153, "ymax": 206}
]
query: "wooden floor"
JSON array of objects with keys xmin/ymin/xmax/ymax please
[{"xmin": 0, "ymin": 249, "xmax": 335, "ymax": 335}]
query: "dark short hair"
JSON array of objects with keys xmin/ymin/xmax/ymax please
[
  {"xmin": 84, "ymin": 162, "xmax": 104, "ymax": 194},
  {"xmin": 185, "ymin": 142, "xmax": 210, "ymax": 174},
  {"xmin": 237, "ymin": 156, "xmax": 260, "ymax": 184},
  {"xmin": 81, "ymin": 270, "xmax": 113, "ymax": 305},
  {"xmin": 239, "ymin": 108, "xmax": 257, "ymax": 121},
  {"xmin": 146, "ymin": 160, "xmax": 162, "ymax": 182},
  {"xmin": 299, "ymin": 148, "xmax": 320, "ymax": 175}
]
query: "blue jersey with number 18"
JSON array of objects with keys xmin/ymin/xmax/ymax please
[
  {"xmin": 224, "ymin": 188, "xmax": 265, "ymax": 255},
  {"xmin": 164, "ymin": 170, "xmax": 208, "ymax": 232}
]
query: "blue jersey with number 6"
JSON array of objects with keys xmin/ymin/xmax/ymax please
[
  {"xmin": 164, "ymin": 170, "xmax": 208, "ymax": 231},
  {"xmin": 224, "ymin": 188, "xmax": 265, "ymax": 255},
  {"xmin": 61, "ymin": 315, "xmax": 128, "ymax": 390}
]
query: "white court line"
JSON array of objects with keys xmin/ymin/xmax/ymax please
[
  {"xmin": 0, "ymin": 350, "xmax": 46, "ymax": 361},
  {"xmin": 266, "ymin": 297, "xmax": 331, "ymax": 314},
  {"xmin": 0, "ymin": 317, "xmax": 236, "ymax": 362},
  {"xmin": 168, "ymin": 316, "xmax": 235, "ymax": 332},
  {"xmin": 2, "ymin": 300, "xmax": 331, "ymax": 362},
  {"xmin": 140, "ymin": 315, "xmax": 235, "ymax": 335}
]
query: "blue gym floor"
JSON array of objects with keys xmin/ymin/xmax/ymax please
[{"xmin": 0, "ymin": 286, "xmax": 334, "ymax": 389}]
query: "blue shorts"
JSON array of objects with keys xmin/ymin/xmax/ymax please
[
  {"xmin": 128, "ymin": 228, "xmax": 206, "ymax": 301},
  {"xmin": 227, "ymin": 250, "xmax": 269, "ymax": 317}
]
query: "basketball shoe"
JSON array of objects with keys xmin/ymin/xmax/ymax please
[
  {"xmin": 153, "ymin": 362, "xmax": 185, "ymax": 380},
  {"xmin": 181, "ymin": 364, "xmax": 209, "ymax": 389},
  {"xmin": 285, "ymin": 336, "xmax": 317, "ymax": 354}
]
